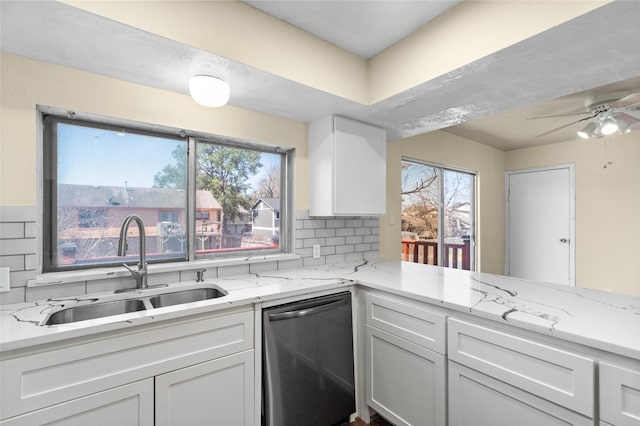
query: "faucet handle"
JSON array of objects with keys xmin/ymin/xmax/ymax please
[
  {"xmin": 122, "ymin": 263, "xmax": 141, "ymax": 276},
  {"xmin": 196, "ymin": 269, "xmax": 207, "ymax": 282}
]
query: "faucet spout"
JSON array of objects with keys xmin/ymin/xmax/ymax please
[{"xmin": 118, "ymin": 214, "xmax": 148, "ymax": 289}]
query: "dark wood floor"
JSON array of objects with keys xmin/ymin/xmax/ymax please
[{"xmin": 350, "ymin": 416, "xmax": 393, "ymax": 426}]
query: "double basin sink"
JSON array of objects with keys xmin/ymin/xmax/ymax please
[{"xmin": 43, "ymin": 285, "xmax": 227, "ymax": 326}]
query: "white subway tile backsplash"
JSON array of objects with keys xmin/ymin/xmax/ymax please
[
  {"xmin": 0, "ymin": 238, "xmax": 36, "ymax": 256},
  {"xmin": 0, "ymin": 255, "xmax": 25, "ymax": 271},
  {"xmin": 303, "ymin": 238, "xmax": 326, "ymax": 248},
  {"xmin": 346, "ymin": 219, "xmax": 363, "ymax": 228},
  {"xmin": 355, "ymin": 227, "xmax": 372, "ymax": 236},
  {"xmin": 336, "ymin": 228, "xmax": 355, "ymax": 237},
  {"xmin": 345, "ymin": 236, "xmax": 363, "ymax": 245},
  {"xmin": 326, "ymin": 219, "xmax": 346, "ymax": 228},
  {"xmin": 0, "ymin": 223, "xmax": 25, "ymax": 239},
  {"xmin": 9, "ymin": 270, "xmax": 36, "ymax": 288},
  {"xmin": 336, "ymin": 245, "xmax": 355, "ymax": 254},
  {"xmin": 315, "ymin": 228, "xmax": 336, "ymax": 238},
  {"xmin": 325, "ymin": 237, "xmax": 346, "ymax": 247},
  {"xmin": 24, "ymin": 222, "xmax": 36, "ymax": 238},
  {"xmin": 296, "ymin": 229, "xmax": 315, "ymax": 239},
  {"xmin": 24, "ymin": 254, "xmax": 36, "ymax": 271}
]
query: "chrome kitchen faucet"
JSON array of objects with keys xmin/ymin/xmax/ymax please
[{"xmin": 117, "ymin": 214, "xmax": 148, "ymax": 289}]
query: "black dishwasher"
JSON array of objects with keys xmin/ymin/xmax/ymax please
[{"xmin": 262, "ymin": 291, "xmax": 355, "ymax": 426}]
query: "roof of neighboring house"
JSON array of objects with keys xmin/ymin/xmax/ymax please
[
  {"xmin": 196, "ymin": 190, "xmax": 222, "ymax": 210},
  {"xmin": 58, "ymin": 184, "xmax": 220, "ymax": 210},
  {"xmin": 251, "ymin": 197, "xmax": 280, "ymax": 212}
]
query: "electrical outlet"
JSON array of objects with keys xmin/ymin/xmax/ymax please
[
  {"xmin": 0, "ymin": 267, "xmax": 10, "ymax": 293},
  {"xmin": 312, "ymin": 244, "xmax": 321, "ymax": 259}
]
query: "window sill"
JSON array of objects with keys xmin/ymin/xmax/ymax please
[{"xmin": 28, "ymin": 253, "xmax": 301, "ymax": 288}]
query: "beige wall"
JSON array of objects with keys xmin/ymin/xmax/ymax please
[
  {"xmin": 506, "ymin": 133, "xmax": 640, "ymax": 296},
  {"xmin": 0, "ymin": 53, "xmax": 309, "ymax": 209},
  {"xmin": 381, "ymin": 131, "xmax": 506, "ymax": 275}
]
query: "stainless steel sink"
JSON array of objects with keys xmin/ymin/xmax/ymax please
[
  {"xmin": 149, "ymin": 287, "xmax": 227, "ymax": 308},
  {"xmin": 42, "ymin": 285, "xmax": 228, "ymax": 325},
  {"xmin": 44, "ymin": 299, "xmax": 147, "ymax": 325}
]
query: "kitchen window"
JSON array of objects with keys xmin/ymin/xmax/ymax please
[
  {"xmin": 401, "ymin": 159, "xmax": 476, "ymax": 270},
  {"xmin": 42, "ymin": 113, "xmax": 292, "ymax": 272}
]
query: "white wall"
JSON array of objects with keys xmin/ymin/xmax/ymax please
[{"xmin": 506, "ymin": 132, "xmax": 640, "ymax": 295}]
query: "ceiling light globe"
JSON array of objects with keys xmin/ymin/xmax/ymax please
[
  {"xmin": 189, "ymin": 75, "xmax": 230, "ymax": 107},
  {"xmin": 577, "ymin": 122, "xmax": 597, "ymax": 139},
  {"xmin": 599, "ymin": 117, "xmax": 619, "ymax": 135}
]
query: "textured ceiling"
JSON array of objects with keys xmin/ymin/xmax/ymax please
[{"xmin": 1, "ymin": 1, "xmax": 639, "ymax": 149}]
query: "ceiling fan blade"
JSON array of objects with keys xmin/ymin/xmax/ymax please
[
  {"xmin": 527, "ymin": 111, "xmax": 590, "ymax": 120},
  {"xmin": 615, "ymin": 111, "xmax": 640, "ymax": 124},
  {"xmin": 535, "ymin": 114, "xmax": 597, "ymax": 138},
  {"xmin": 610, "ymin": 92, "xmax": 640, "ymax": 108}
]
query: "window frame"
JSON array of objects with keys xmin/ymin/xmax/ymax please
[
  {"xmin": 41, "ymin": 109, "xmax": 293, "ymax": 273},
  {"xmin": 401, "ymin": 157, "xmax": 477, "ymax": 271}
]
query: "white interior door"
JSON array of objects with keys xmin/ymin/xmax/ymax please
[{"xmin": 506, "ymin": 165, "xmax": 575, "ymax": 286}]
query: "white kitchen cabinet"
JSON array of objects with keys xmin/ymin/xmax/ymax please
[
  {"xmin": 0, "ymin": 379, "xmax": 153, "ymax": 426},
  {"xmin": 364, "ymin": 292, "xmax": 447, "ymax": 426},
  {"xmin": 447, "ymin": 317, "xmax": 595, "ymax": 423},
  {"xmin": 0, "ymin": 307, "xmax": 254, "ymax": 425},
  {"xmin": 448, "ymin": 362, "xmax": 591, "ymax": 426},
  {"xmin": 309, "ymin": 115, "xmax": 386, "ymax": 216},
  {"xmin": 155, "ymin": 350, "xmax": 254, "ymax": 426},
  {"xmin": 599, "ymin": 361, "xmax": 640, "ymax": 425}
]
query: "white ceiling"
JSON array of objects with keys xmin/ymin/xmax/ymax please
[
  {"xmin": 242, "ymin": 0, "xmax": 462, "ymax": 59},
  {"xmin": 1, "ymin": 1, "xmax": 639, "ymax": 150}
]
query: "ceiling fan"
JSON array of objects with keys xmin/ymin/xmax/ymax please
[{"xmin": 530, "ymin": 91, "xmax": 640, "ymax": 139}]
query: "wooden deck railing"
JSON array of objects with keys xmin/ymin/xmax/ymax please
[{"xmin": 401, "ymin": 239, "xmax": 471, "ymax": 270}]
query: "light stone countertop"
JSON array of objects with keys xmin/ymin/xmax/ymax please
[{"xmin": 1, "ymin": 260, "xmax": 639, "ymax": 360}]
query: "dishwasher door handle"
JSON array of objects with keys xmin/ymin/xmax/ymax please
[{"xmin": 268, "ymin": 298, "xmax": 346, "ymax": 321}]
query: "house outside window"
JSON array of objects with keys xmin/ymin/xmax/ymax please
[{"xmin": 42, "ymin": 112, "xmax": 292, "ymax": 272}]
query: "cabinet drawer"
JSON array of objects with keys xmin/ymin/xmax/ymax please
[
  {"xmin": 448, "ymin": 318, "xmax": 594, "ymax": 416},
  {"xmin": 366, "ymin": 292, "xmax": 446, "ymax": 354},
  {"xmin": 0, "ymin": 308, "xmax": 253, "ymax": 419},
  {"xmin": 449, "ymin": 362, "xmax": 592, "ymax": 426},
  {"xmin": 600, "ymin": 362, "xmax": 640, "ymax": 425}
]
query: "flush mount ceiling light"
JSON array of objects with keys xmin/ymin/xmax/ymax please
[{"xmin": 189, "ymin": 75, "xmax": 230, "ymax": 107}]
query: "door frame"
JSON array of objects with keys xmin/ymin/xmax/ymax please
[{"xmin": 504, "ymin": 163, "xmax": 576, "ymax": 286}]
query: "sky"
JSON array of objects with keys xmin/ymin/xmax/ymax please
[{"xmin": 57, "ymin": 123, "xmax": 280, "ymax": 192}]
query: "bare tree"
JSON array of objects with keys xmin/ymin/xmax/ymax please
[{"xmin": 256, "ymin": 163, "xmax": 280, "ymax": 198}]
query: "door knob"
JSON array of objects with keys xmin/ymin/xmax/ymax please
[{"xmin": 560, "ymin": 238, "xmax": 569, "ymax": 243}]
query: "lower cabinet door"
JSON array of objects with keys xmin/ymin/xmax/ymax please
[
  {"xmin": 366, "ymin": 325, "xmax": 446, "ymax": 426},
  {"xmin": 599, "ymin": 362, "xmax": 640, "ymax": 426},
  {"xmin": 1, "ymin": 379, "xmax": 153, "ymax": 426},
  {"xmin": 448, "ymin": 362, "xmax": 592, "ymax": 426},
  {"xmin": 155, "ymin": 350, "xmax": 254, "ymax": 426}
]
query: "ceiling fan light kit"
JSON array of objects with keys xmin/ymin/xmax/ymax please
[{"xmin": 532, "ymin": 90, "xmax": 640, "ymax": 140}]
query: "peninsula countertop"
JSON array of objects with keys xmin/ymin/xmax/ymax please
[{"xmin": 1, "ymin": 260, "xmax": 639, "ymax": 360}]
